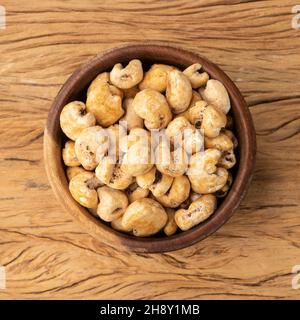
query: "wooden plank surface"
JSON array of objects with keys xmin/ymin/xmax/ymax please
[{"xmin": 0, "ymin": 0, "xmax": 300, "ymax": 299}]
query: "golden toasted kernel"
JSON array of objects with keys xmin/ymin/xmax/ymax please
[
  {"xmin": 215, "ymin": 172, "xmax": 233, "ymax": 198},
  {"xmin": 156, "ymin": 175, "xmax": 190, "ymax": 208},
  {"xmin": 183, "ymin": 100, "xmax": 208, "ymax": 125},
  {"xmin": 66, "ymin": 166, "xmax": 87, "ymax": 181},
  {"xmin": 110, "ymin": 59, "xmax": 143, "ymax": 89},
  {"xmin": 166, "ymin": 116, "xmax": 203, "ymax": 154},
  {"xmin": 120, "ymin": 98, "xmax": 143, "ymax": 131},
  {"xmin": 62, "ymin": 141, "xmax": 80, "ymax": 167},
  {"xmin": 75, "ymin": 126, "xmax": 108, "ymax": 170},
  {"xmin": 96, "ymin": 186, "xmax": 128, "ymax": 222},
  {"xmin": 222, "ymin": 129, "xmax": 238, "ymax": 149},
  {"xmin": 139, "ymin": 64, "xmax": 176, "ymax": 92},
  {"xmin": 155, "ymin": 140, "xmax": 188, "ymax": 177},
  {"xmin": 183, "ymin": 63, "xmax": 209, "ymax": 89},
  {"xmin": 204, "ymin": 133, "xmax": 233, "ymax": 152},
  {"xmin": 175, "ymin": 194, "xmax": 217, "ymax": 231},
  {"xmin": 136, "ymin": 166, "xmax": 156, "ymax": 189},
  {"xmin": 198, "ymin": 103, "xmax": 227, "ymax": 138},
  {"xmin": 87, "ymin": 72, "xmax": 110, "ymax": 95},
  {"xmin": 69, "ymin": 172, "xmax": 101, "ymax": 208},
  {"xmin": 199, "ymin": 79, "xmax": 231, "ymax": 114},
  {"xmin": 111, "ymin": 216, "xmax": 132, "ymax": 233},
  {"xmin": 86, "ymin": 82, "xmax": 124, "ymax": 127},
  {"xmin": 120, "ymin": 128, "xmax": 153, "ymax": 176},
  {"xmin": 122, "ymin": 198, "xmax": 168, "ymax": 237},
  {"xmin": 188, "ymin": 149, "xmax": 228, "ymax": 194},
  {"xmin": 178, "ymin": 91, "xmax": 203, "ymax": 122},
  {"xmin": 105, "ymin": 123, "xmax": 127, "ymax": 160},
  {"xmin": 164, "ymin": 209, "xmax": 178, "ymax": 236},
  {"xmin": 218, "ymin": 149, "xmax": 236, "ymax": 169},
  {"xmin": 166, "ymin": 69, "xmax": 192, "ymax": 114},
  {"xmin": 189, "ymin": 91, "xmax": 203, "ymax": 109},
  {"xmin": 166, "ymin": 116, "xmax": 193, "ymax": 145},
  {"xmin": 132, "ymin": 89, "xmax": 172, "ymax": 130},
  {"xmin": 95, "ymin": 156, "xmax": 133, "ymax": 190},
  {"xmin": 126, "ymin": 182, "xmax": 149, "ymax": 203},
  {"xmin": 60, "ymin": 101, "xmax": 96, "ymax": 140},
  {"xmin": 148, "ymin": 169, "xmax": 174, "ymax": 198}
]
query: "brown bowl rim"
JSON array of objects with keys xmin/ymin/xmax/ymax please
[{"xmin": 44, "ymin": 43, "xmax": 256, "ymax": 253}]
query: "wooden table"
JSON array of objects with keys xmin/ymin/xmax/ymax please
[{"xmin": 0, "ymin": 0, "xmax": 299, "ymax": 299}]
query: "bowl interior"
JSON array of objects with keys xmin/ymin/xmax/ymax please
[{"xmin": 45, "ymin": 44, "xmax": 256, "ymax": 252}]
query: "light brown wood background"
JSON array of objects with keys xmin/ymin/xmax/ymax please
[{"xmin": 0, "ymin": 0, "xmax": 300, "ymax": 299}]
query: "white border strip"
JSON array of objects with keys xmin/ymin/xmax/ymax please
[
  {"xmin": 0, "ymin": 5, "xmax": 6, "ymax": 29},
  {"xmin": 0, "ymin": 266, "xmax": 6, "ymax": 289}
]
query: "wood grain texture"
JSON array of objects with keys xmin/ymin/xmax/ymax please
[{"xmin": 0, "ymin": 0, "xmax": 299, "ymax": 299}]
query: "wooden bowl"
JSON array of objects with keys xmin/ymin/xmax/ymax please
[{"xmin": 44, "ymin": 43, "xmax": 256, "ymax": 253}]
